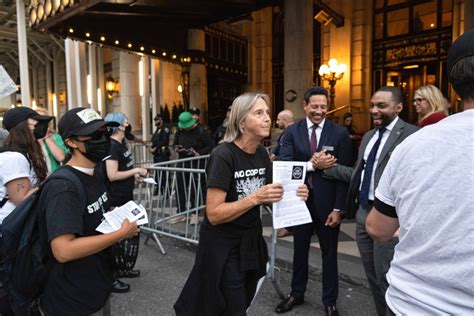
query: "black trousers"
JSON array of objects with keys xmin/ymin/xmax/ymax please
[
  {"xmin": 290, "ymin": 195, "xmax": 340, "ymax": 307},
  {"xmin": 220, "ymin": 247, "xmax": 259, "ymax": 316},
  {"xmin": 110, "ymin": 201, "xmax": 140, "ymax": 273}
]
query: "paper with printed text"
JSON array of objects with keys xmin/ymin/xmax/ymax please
[
  {"xmin": 272, "ymin": 161, "xmax": 312, "ymax": 229},
  {"xmin": 96, "ymin": 201, "xmax": 148, "ymax": 234}
]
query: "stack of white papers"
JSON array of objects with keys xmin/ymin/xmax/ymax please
[{"xmin": 96, "ymin": 201, "xmax": 149, "ymax": 234}]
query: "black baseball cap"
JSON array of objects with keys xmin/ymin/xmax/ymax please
[
  {"xmin": 154, "ymin": 113, "xmax": 163, "ymax": 120},
  {"xmin": 3, "ymin": 107, "xmax": 52, "ymax": 131},
  {"xmin": 58, "ymin": 107, "xmax": 119, "ymax": 140},
  {"xmin": 447, "ymin": 28, "xmax": 474, "ymax": 83}
]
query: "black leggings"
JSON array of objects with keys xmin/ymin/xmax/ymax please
[{"xmin": 112, "ymin": 234, "xmax": 140, "ymax": 273}]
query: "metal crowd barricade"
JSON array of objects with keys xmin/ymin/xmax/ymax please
[
  {"xmin": 135, "ymin": 154, "xmax": 284, "ymax": 299},
  {"xmin": 261, "ymin": 205, "xmax": 285, "ymax": 299},
  {"xmin": 128, "ymin": 141, "xmax": 154, "ymax": 166},
  {"xmin": 136, "ymin": 155, "xmax": 209, "ymax": 255}
]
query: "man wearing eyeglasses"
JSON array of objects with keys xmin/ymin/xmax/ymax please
[{"xmin": 323, "ymin": 86, "xmax": 418, "ymax": 316}]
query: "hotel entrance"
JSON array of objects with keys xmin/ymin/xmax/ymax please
[
  {"xmin": 373, "ymin": 0, "xmax": 454, "ymax": 125},
  {"xmin": 380, "ymin": 60, "xmax": 447, "ymax": 124}
]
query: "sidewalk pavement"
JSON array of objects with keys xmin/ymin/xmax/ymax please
[
  {"xmin": 111, "ymin": 236, "xmax": 376, "ymax": 315},
  {"xmin": 261, "ymin": 214, "xmax": 369, "ymax": 289}
]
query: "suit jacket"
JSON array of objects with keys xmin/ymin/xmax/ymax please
[
  {"xmin": 272, "ymin": 131, "xmax": 285, "ymax": 159},
  {"xmin": 280, "ymin": 118, "xmax": 353, "ymax": 222},
  {"xmin": 341, "ymin": 118, "xmax": 419, "ymax": 218}
]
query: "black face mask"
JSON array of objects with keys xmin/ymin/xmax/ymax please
[
  {"xmin": 79, "ymin": 135, "xmax": 111, "ymax": 163},
  {"xmin": 33, "ymin": 121, "xmax": 49, "ymax": 139},
  {"xmin": 124, "ymin": 124, "xmax": 134, "ymax": 141}
]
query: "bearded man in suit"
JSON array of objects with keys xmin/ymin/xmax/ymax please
[{"xmin": 323, "ymin": 86, "xmax": 418, "ymax": 315}]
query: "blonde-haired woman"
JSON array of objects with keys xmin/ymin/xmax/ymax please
[
  {"xmin": 413, "ymin": 84, "xmax": 448, "ymax": 127},
  {"xmin": 175, "ymin": 93, "xmax": 308, "ymax": 315}
]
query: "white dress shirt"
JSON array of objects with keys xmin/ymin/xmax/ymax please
[
  {"xmin": 359, "ymin": 116, "xmax": 399, "ymax": 201},
  {"xmin": 306, "ymin": 117, "xmax": 325, "ymax": 172}
]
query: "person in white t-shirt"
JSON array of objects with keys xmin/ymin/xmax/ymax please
[
  {"xmin": 366, "ymin": 29, "xmax": 474, "ymax": 315},
  {"xmin": 0, "ymin": 107, "xmax": 52, "ymax": 223},
  {"xmin": 0, "ymin": 107, "xmax": 52, "ymax": 315}
]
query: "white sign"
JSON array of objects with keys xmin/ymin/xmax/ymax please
[{"xmin": 0, "ymin": 66, "xmax": 17, "ymax": 98}]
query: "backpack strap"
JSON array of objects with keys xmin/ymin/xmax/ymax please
[{"xmin": 47, "ymin": 166, "xmax": 87, "ymax": 208}]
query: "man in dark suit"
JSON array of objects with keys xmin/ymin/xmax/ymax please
[
  {"xmin": 323, "ymin": 86, "xmax": 418, "ymax": 316},
  {"xmin": 275, "ymin": 86, "xmax": 353, "ymax": 315}
]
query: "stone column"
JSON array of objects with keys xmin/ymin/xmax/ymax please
[
  {"xmin": 32, "ymin": 64, "xmax": 38, "ymax": 106},
  {"xmin": 119, "ymin": 52, "xmax": 140, "ymax": 129},
  {"xmin": 88, "ymin": 45, "xmax": 98, "ymax": 110},
  {"xmin": 74, "ymin": 42, "xmax": 88, "ymax": 108},
  {"xmin": 140, "ymin": 56, "xmax": 151, "ymax": 141},
  {"xmin": 187, "ymin": 29, "xmax": 208, "ymax": 123},
  {"xmin": 16, "ymin": 0, "xmax": 30, "ymax": 107},
  {"xmin": 351, "ymin": 0, "xmax": 371, "ymax": 130},
  {"xmin": 464, "ymin": 0, "xmax": 474, "ymax": 31},
  {"xmin": 97, "ymin": 47, "xmax": 106, "ymax": 115},
  {"xmin": 45, "ymin": 59, "xmax": 53, "ymax": 114},
  {"xmin": 52, "ymin": 48, "xmax": 61, "ymax": 118},
  {"xmin": 284, "ymin": 0, "xmax": 313, "ymax": 119},
  {"xmin": 64, "ymin": 39, "xmax": 76, "ymax": 108},
  {"xmin": 64, "ymin": 39, "xmax": 87, "ymax": 108},
  {"xmin": 150, "ymin": 58, "xmax": 161, "ymax": 119}
]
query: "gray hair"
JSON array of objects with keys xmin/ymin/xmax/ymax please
[{"xmin": 222, "ymin": 92, "xmax": 271, "ymax": 143}]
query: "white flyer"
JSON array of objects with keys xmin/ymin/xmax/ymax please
[
  {"xmin": 96, "ymin": 201, "xmax": 148, "ymax": 234},
  {"xmin": 142, "ymin": 177, "xmax": 157, "ymax": 185},
  {"xmin": 272, "ymin": 161, "xmax": 312, "ymax": 229},
  {"xmin": 0, "ymin": 65, "xmax": 17, "ymax": 98}
]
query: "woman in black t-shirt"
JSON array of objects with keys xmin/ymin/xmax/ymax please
[
  {"xmin": 104, "ymin": 113, "xmax": 147, "ymax": 206},
  {"xmin": 104, "ymin": 113, "xmax": 148, "ymax": 287},
  {"xmin": 174, "ymin": 93, "xmax": 309, "ymax": 315}
]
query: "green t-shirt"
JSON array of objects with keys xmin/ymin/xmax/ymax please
[{"xmin": 43, "ymin": 133, "xmax": 69, "ymax": 173}]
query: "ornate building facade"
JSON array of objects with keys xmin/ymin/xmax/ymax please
[{"xmin": 1, "ymin": 0, "xmax": 472, "ymax": 135}]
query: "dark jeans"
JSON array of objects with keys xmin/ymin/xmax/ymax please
[{"xmin": 220, "ymin": 247, "xmax": 258, "ymax": 316}]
